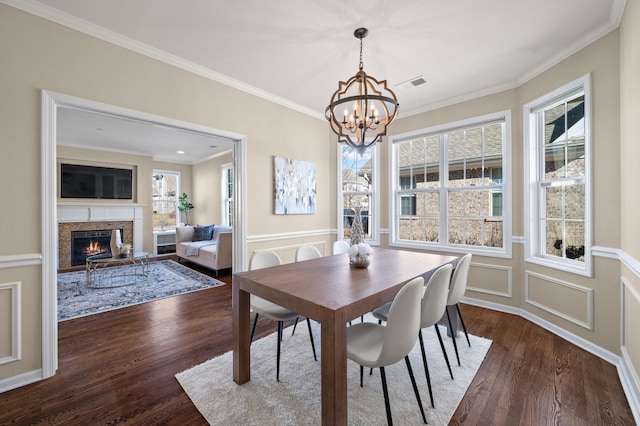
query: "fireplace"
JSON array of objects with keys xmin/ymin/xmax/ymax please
[
  {"xmin": 70, "ymin": 229, "xmax": 121, "ymax": 266},
  {"xmin": 58, "ymin": 219, "xmax": 135, "ymax": 271}
]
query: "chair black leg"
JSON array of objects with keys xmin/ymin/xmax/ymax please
[
  {"xmin": 360, "ymin": 365, "xmax": 364, "ymax": 387},
  {"xmin": 276, "ymin": 321, "xmax": 283, "ymax": 381},
  {"xmin": 250, "ymin": 313, "xmax": 259, "ymax": 343},
  {"xmin": 446, "ymin": 308, "xmax": 461, "ymax": 366},
  {"xmin": 418, "ymin": 331, "xmax": 434, "ymax": 409},
  {"xmin": 434, "ymin": 323, "xmax": 454, "ymax": 380},
  {"xmin": 379, "ymin": 366, "xmax": 393, "ymax": 426},
  {"xmin": 405, "ymin": 356, "xmax": 428, "ymax": 424},
  {"xmin": 456, "ymin": 304, "xmax": 471, "ymax": 347},
  {"xmin": 306, "ymin": 318, "xmax": 317, "ymax": 361},
  {"xmin": 291, "ymin": 317, "xmax": 299, "ymax": 336}
]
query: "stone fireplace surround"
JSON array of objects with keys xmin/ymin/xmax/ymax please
[{"xmin": 58, "ymin": 204, "xmax": 144, "ymax": 271}]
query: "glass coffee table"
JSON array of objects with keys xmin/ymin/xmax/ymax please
[{"xmin": 85, "ymin": 251, "xmax": 150, "ymax": 288}]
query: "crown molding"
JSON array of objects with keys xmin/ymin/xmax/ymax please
[{"xmin": 1, "ymin": 0, "xmax": 324, "ymax": 121}]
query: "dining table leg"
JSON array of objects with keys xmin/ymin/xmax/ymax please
[
  {"xmin": 320, "ymin": 311, "xmax": 348, "ymax": 425},
  {"xmin": 232, "ymin": 278, "xmax": 251, "ymax": 384}
]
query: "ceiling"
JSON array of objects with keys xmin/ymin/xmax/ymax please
[{"xmin": 17, "ymin": 0, "xmax": 624, "ymax": 163}]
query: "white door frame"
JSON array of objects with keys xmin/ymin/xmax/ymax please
[{"xmin": 41, "ymin": 90, "xmax": 247, "ymax": 377}]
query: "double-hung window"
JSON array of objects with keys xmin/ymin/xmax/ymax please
[
  {"xmin": 338, "ymin": 145, "xmax": 379, "ymax": 244},
  {"xmin": 390, "ymin": 111, "xmax": 511, "ymax": 257},
  {"xmin": 152, "ymin": 170, "xmax": 180, "ymax": 230},
  {"xmin": 524, "ymin": 74, "xmax": 592, "ymax": 276},
  {"xmin": 221, "ymin": 163, "xmax": 233, "ymax": 227}
]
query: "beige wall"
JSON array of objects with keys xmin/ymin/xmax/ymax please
[
  {"xmin": 388, "ymin": 31, "xmax": 621, "ymax": 352},
  {"xmin": 0, "ymin": 4, "xmax": 331, "ymax": 383},
  {"xmin": 620, "ymin": 0, "xmax": 640, "ymax": 397}
]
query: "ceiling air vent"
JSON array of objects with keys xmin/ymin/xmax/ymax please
[{"xmin": 395, "ymin": 76, "xmax": 428, "ymax": 90}]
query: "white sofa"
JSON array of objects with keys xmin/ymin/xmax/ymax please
[{"xmin": 176, "ymin": 225, "xmax": 232, "ymax": 277}]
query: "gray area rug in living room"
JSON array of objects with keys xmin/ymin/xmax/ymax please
[{"xmin": 57, "ymin": 260, "xmax": 225, "ymax": 321}]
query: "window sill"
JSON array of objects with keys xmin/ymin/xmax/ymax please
[
  {"xmin": 524, "ymin": 255, "xmax": 593, "ymax": 278},
  {"xmin": 390, "ymin": 240, "xmax": 512, "ymax": 259}
]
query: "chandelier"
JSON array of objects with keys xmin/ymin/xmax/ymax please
[{"xmin": 325, "ymin": 28, "xmax": 399, "ymax": 149}]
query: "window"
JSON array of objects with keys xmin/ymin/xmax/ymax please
[
  {"xmin": 524, "ymin": 74, "xmax": 591, "ymax": 276},
  {"xmin": 152, "ymin": 170, "xmax": 180, "ymax": 230},
  {"xmin": 390, "ymin": 111, "xmax": 511, "ymax": 257},
  {"xmin": 221, "ymin": 163, "xmax": 233, "ymax": 227},
  {"xmin": 338, "ymin": 145, "xmax": 379, "ymax": 244}
]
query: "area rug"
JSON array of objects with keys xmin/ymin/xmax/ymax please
[
  {"xmin": 57, "ymin": 260, "xmax": 225, "ymax": 321},
  {"xmin": 176, "ymin": 314, "xmax": 492, "ymax": 425}
]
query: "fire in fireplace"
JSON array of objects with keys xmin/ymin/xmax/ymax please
[{"xmin": 70, "ymin": 229, "xmax": 121, "ymax": 266}]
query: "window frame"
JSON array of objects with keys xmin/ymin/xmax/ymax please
[
  {"xmin": 523, "ymin": 74, "xmax": 592, "ymax": 276},
  {"xmin": 221, "ymin": 162, "xmax": 233, "ymax": 227},
  {"xmin": 337, "ymin": 144, "xmax": 380, "ymax": 245},
  {"xmin": 389, "ymin": 110, "xmax": 512, "ymax": 258},
  {"xmin": 152, "ymin": 169, "xmax": 181, "ymax": 231}
]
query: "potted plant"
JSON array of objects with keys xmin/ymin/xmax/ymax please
[{"xmin": 177, "ymin": 192, "xmax": 195, "ymax": 225}]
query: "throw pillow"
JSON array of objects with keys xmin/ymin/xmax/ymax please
[{"xmin": 193, "ymin": 224, "xmax": 215, "ymax": 241}]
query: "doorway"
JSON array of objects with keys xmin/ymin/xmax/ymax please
[{"xmin": 41, "ymin": 90, "xmax": 247, "ymax": 378}]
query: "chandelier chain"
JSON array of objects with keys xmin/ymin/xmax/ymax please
[{"xmin": 359, "ymin": 37, "xmax": 364, "ymax": 71}]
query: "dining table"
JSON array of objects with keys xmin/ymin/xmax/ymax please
[{"xmin": 232, "ymin": 247, "xmax": 459, "ymax": 425}]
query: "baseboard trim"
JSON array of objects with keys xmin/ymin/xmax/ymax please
[{"xmin": 0, "ymin": 368, "xmax": 43, "ymax": 394}]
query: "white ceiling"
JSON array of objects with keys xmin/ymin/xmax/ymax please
[{"xmin": 14, "ymin": 0, "xmax": 624, "ymax": 163}]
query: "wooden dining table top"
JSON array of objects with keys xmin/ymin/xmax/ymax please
[{"xmin": 233, "ymin": 247, "xmax": 459, "ymax": 322}]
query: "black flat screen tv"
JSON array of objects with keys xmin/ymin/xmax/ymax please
[{"xmin": 60, "ymin": 163, "xmax": 133, "ymax": 200}]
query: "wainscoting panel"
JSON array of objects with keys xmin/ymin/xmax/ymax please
[
  {"xmin": 0, "ymin": 282, "xmax": 21, "ymax": 365},
  {"xmin": 621, "ymin": 277, "xmax": 640, "ymax": 421},
  {"xmin": 467, "ymin": 262, "xmax": 512, "ymax": 298},
  {"xmin": 525, "ymin": 271, "xmax": 593, "ymax": 329}
]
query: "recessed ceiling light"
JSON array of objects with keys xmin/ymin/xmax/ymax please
[
  {"xmin": 177, "ymin": 150, "xmax": 185, "ymax": 154},
  {"xmin": 210, "ymin": 145, "xmax": 217, "ymax": 149}
]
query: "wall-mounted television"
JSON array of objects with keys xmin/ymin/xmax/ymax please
[{"xmin": 60, "ymin": 163, "xmax": 133, "ymax": 200}]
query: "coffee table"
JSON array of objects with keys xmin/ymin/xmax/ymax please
[{"xmin": 85, "ymin": 251, "xmax": 150, "ymax": 288}]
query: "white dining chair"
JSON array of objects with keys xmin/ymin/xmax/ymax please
[
  {"xmin": 248, "ymin": 250, "xmax": 317, "ymax": 381},
  {"xmin": 291, "ymin": 245, "xmax": 323, "ymax": 335},
  {"xmin": 372, "ymin": 263, "xmax": 454, "ymax": 409},
  {"xmin": 446, "ymin": 253, "xmax": 472, "ymax": 366},
  {"xmin": 347, "ymin": 277, "xmax": 427, "ymax": 425},
  {"xmin": 332, "ymin": 240, "xmax": 350, "ymax": 255},
  {"xmin": 295, "ymin": 244, "xmax": 322, "ymax": 261}
]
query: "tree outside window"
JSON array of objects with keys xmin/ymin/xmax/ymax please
[
  {"xmin": 152, "ymin": 170, "xmax": 180, "ymax": 230},
  {"xmin": 339, "ymin": 145, "xmax": 377, "ymax": 243}
]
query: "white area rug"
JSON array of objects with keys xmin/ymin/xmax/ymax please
[
  {"xmin": 57, "ymin": 260, "xmax": 225, "ymax": 321},
  {"xmin": 176, "ymin": 314, "xmax": 491, "ymax": 425}
]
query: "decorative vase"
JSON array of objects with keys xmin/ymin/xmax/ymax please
[
  {"xmin": 350, "ymin": 254, "xmax": 371, "ymax": 269},
  {"xmin": 110, "ymin": 230, "xmax": 122, "ymax": 258},
  {"xmin": 350, "ymin": 207, "xmax": 365, "ymax": 246}
]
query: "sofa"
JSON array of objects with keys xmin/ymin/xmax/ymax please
[{"xmin": 176, "ymin": 225, "xmax": 232, "ymax": 277}]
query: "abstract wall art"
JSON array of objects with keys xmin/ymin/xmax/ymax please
[{"xmin": 274, "ymin": 156, "xmax": 316, "ymax": 214}]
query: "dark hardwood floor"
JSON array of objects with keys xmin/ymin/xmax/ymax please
[{"xmin": 0, "ymin": 260, "xmax": 635, "ymax": 425}]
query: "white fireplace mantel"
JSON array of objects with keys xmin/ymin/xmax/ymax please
[{"xmin": 57, "ymin": 203, "xmax": 145, "ymax": 252}]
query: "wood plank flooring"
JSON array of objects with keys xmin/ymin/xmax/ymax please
[{"xmin": 0, "ymin": 261, "xmax": 635, "ymax": 425}]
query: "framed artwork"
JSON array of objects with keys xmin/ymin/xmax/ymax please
[{"xmin": 274, "ymin": 156, "xmax": 316, "ymax": 214}]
